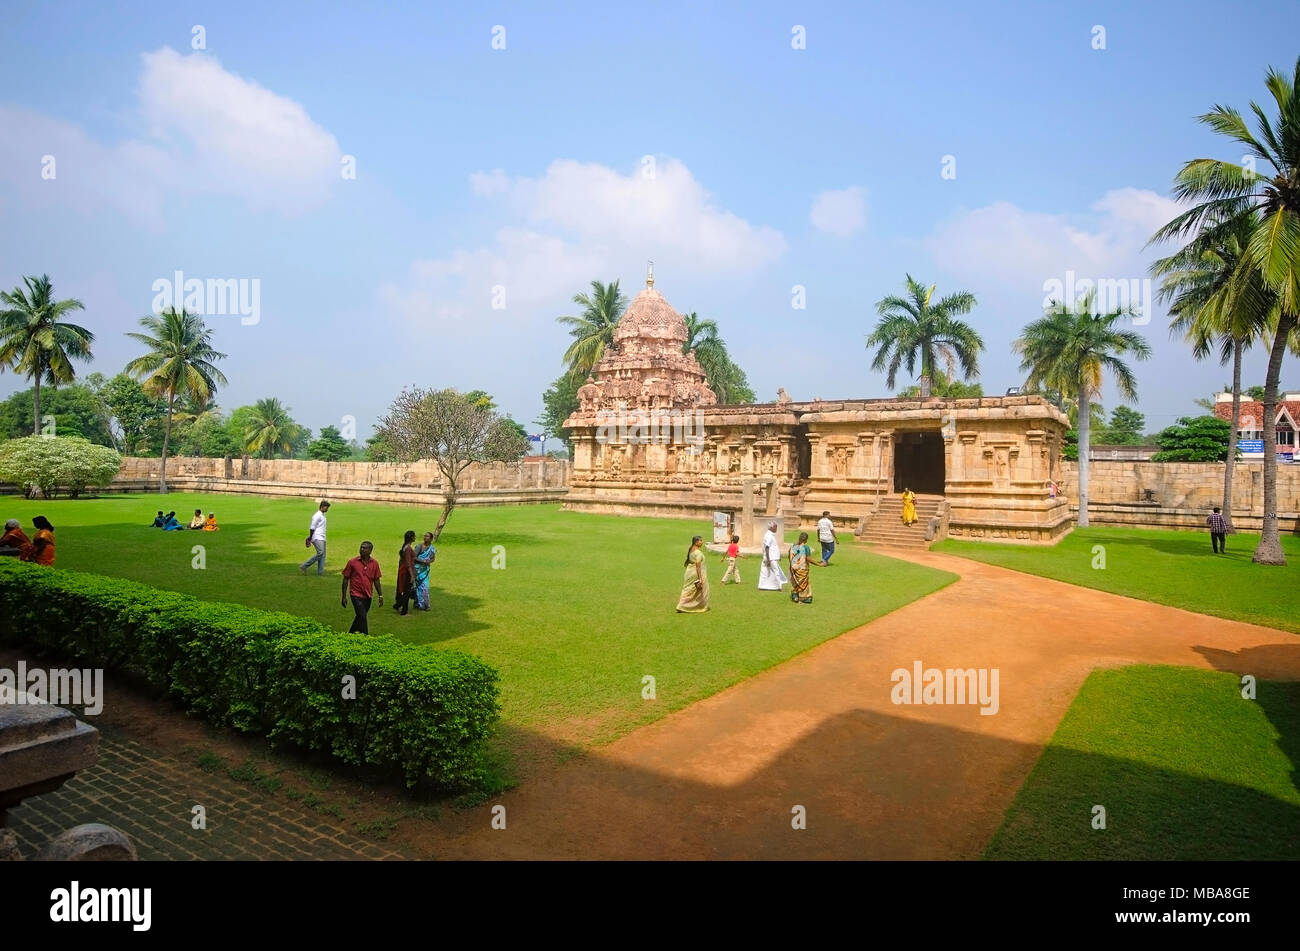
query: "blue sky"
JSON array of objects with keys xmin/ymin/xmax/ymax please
[{"xmin": 2, "ymin": 0, "xmax": 1298, "ymax": 444}]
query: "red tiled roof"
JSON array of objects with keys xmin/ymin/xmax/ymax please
[{"xmin": 1212, "ymin": 400, "xmax": 1300, "ymax": 427}]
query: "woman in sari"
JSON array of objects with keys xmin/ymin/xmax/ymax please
[
  {"xmin": 394, "ymin": 530, "xmax": 416, "ymax": 616},
  {"xmin": 412, "ymin": 532, "xmax": 436, "ymax": 611},
  {"xmin": 788, "ymin": 532, "xmax": 813, "ymax": 603},
  {"xmin": 23, "ymin": 516, "xmax": 55, "ymax": 565},
  {"xmin": 675, "ymin": 534, "xmax": 710, "ymax": 613},
  {"xmin": 901, "ymin": 488, "xmax": 917, "ymax": 526}
]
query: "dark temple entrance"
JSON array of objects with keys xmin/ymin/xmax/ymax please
[{"xmin": 893, "ymin": 430, "xmax": 945, "ymax": 495}]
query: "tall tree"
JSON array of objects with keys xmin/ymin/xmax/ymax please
[
  {"xmin": 867, "ymin": 275, "xmax": 982, "ymax": 396},
  {"xmin": 681, "ymin": 311, "xmax": 756, "ymax": 404},
  {"xmin": 1152, "ymin": 209, "xmax": 1278, "ymax": 531},
  {"xmin": 1014, "ymin": 290, "xmax": 1151, "ymax": 527},
  {"xmin": 242, "ymin": 397, "xmax": 298, "ymax": 459},
  {"xmin": 124, "ymin": 308, "xmax": 228, "ymax": 492},
  {"xmin": 0, "ymin": 275, "xmax": 94, "ymax": 434},
  {"xmin": 1148, "ymin": 55, "xmax": 1300, "ymax": 564},
  {"xmin": 376, "ymin": 387, "xmax": 531, "ymax": 541},
  {"xmin": 557, "ymin": 280, "xmax": 628, "ymax": 379}
]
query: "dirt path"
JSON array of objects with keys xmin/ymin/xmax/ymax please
[{"xmin": 434, "ymin": 549, "xmax": 1300, "ymax": 859}]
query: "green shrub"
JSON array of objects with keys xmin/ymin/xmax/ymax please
[
  {"xmin": 0, "ymin": 560, "xmax": 500, "ymax": 790},
  {"xmin": 0, "ymin": 436, "xmax": 122, "ymax": 498}
]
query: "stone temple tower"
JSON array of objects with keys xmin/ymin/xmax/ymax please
[{"xmin": 572, "ymin": 265, "xmax": 717, "ymax": 413}]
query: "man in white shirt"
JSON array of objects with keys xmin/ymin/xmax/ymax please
[
  {"xmin": 816, "ymin": 510, "xmax": 837, "ymax": 566},
  {"xmin": 299, "ymin": 500, "xmax": 331, "ymax": 575},
  {"xmin": 758, "ymin": 521, "xmax": 788, "ymax": 591}
]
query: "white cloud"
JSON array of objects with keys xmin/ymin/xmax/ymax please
[
  {"xmin": 476, "ymin": 158, "xmax": 786, "ymax": 270},
  {"xmin": 0, "ymin": 47, "xmax": 341, "ymax": 224},
  {"xmin": 137, "ymin": 47, "xmax": 341, "ymax": 211},
  {"xmin": 383, "ymin": 157, "xmax": 787, "ymax": 329},
  {"xmin": 925, "ymin": 188, "xmax": 1187, "ymax": 304},
  {"xmin": 809, "ymin": 186, "xmax": 867, "ymax": 237}
]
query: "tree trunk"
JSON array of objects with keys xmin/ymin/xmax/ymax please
[
  {"xmin": 1077, "ymin": 390, "xmax": 1091, "ymax": 528},
  {"xmin": 432, "ymin": 487, "xmax": 456, "ymax": 542},
  {"xmin": 919, "ymin": 346, "xmax": 932, "ymax": 398},
  {"xmin": 1252, "ymin": 313, "xmax": 1295, "ymax": 565},
  {"xmin": 32, "ymin": 376, "xmax": 41, "ymax": 436},
  {"xmin": 1222, "ymin": 338, "xmax": 1242, "ymax": 533},
  {"xmin": 159, "ymin": 392, "xmax": 175, "ymax": 495}
]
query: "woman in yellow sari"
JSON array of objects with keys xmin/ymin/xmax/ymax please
[
  {"xmin": 901, "ymin": 488, "xmax": 917, "ymax": 526},
  {"xmin": 675, "ymin": 535, "xmax": 710, "ymax": 613}
]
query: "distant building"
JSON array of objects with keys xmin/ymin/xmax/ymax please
[
  {"xmin": 1088, "ymin": 444, "xmax": 1158, "ymax": 461},
  {"xmin": 1212, "ymin": 392, "xmax": 1300, "ymax": 461}
]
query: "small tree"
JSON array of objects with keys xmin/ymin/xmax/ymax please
[
  {"xmin": 0, "ymin": 436, "xmax": 122, "ymax": 499},
  {"xmin": 1104, "ymin": 406, "xmax": 1147, "ymax": 445},
  {"xmin": 307, "ymin": 425, "xmax": 351, "ymax": 461},
  {"xmin": 1151, "ymin": 416, "xmax": 1233, "ymax": 462},
  {"xmin": 376, "ymin": 388, "xmax": 531, "ymax": 541}
]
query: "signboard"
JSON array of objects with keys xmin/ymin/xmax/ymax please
[
  {"xmin": 1237, "ymin": 439, "xmax": 1264, "ymax": 453},
  {"xmin": 713, "ymin": 511, "xmax": 731, "ymax": 544},
  {"xmin": 1281, "ymin": 453, "xmax": 1294, "ymax": 463}
]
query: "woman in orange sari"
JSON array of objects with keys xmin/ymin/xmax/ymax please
[
  {"xmin": 23, "ymin": 515, "xmax": 55, "ymax": 565},
  {"xmin": 675, "ymin": 535, "xmax": 710, "ymax": 613}
]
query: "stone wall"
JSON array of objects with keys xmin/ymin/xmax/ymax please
[
  {"xmin": 1058, "ymin": 460, "xmax": 1300, "ymax": 531},
  {"xmin": 100, "ymin": 456, "xmax": 570, "ymax": 508}
]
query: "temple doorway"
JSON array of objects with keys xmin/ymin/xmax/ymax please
[{"xmin": 893, "ymin": 430, "xmax": 945, "ymax": 494}]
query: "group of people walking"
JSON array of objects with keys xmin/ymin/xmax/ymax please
[
  {"xmin": 297, "ymin": 500, "xmax": 436, "ymax": 635},
  {"xmin": 676, "ymin": 511, "xmax": 840, "ymax": 613},
  {"xmin": 0, "ymin": 516, "xmax": 55, "ymax": 564}
]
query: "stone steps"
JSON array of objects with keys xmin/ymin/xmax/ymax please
[{"xmin": 858, "ymin": 494, "xmax": 943, "ymax": 550}]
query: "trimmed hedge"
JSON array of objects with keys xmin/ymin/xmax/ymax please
[{"xmin": 0, "ymin": 560, "xmax": 500, "ymax": 790}]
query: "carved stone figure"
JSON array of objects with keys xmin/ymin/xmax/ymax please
[
  {"xmin": 776, "ymin": 387, "xmax": 792, "ymax": 404},
  {"xmin": 577, "ymin": 376, "xmax": 601, "ymax": 412}
]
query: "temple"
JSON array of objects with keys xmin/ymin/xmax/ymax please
[{"xmin": 562, "ymin": 270, "xmax": 1073, "ymax": 546}]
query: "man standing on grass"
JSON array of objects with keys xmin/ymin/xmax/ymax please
[
  {"xmin": 816, "ymin": 510, "xmax": 837, "ymax": 566},
  {"xmin": 300, "ymin": 500, "xmax": 330, "ymax": 575},
  {"xmin": 341, "ymin": 541, "xmax": 383, "ymax": 634},
  {"xmin": 1207, "ymin": 506, "xmax": 1228, "ymax": 554}
]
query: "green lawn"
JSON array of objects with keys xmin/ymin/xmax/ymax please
[
  {"xmin": 938, "ymin": 527, "xmax": 1300, "ymax": 634},
  {"xmin": 6, "ymin": 495, "xmax": 955, "ymax": 760},
  {"xmin": 985, "ymin": 666, "xmax": 1300, "ymax": 860}
]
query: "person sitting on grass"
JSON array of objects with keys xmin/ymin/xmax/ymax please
[
  {"xmin": 152, "ymin": 510, "xmax": 166, "ymax": 528},
  {"xmin": 21, "ymin": 516, "xmax": 55, "ymax": 565},
  {"xmin": 204, "ymin": 512, "xmax": 219, "ymax": 532},
  {"xmin": 720, "ymin": 534, "xmax": 742, "ymax": 584},
  {"xmin": 188, "ymin": 508, "xmax": 205, "ymax": 529},
  {"xmin": 0, "ymin": 518, "xmax": 31, "ymax": 558},
  {"xmin": 161, "ymin": 511, "xmax": 184, "ymax": 531}
]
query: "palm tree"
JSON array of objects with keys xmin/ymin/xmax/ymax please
[
  {"xmin": 867, "ymin": 275, "xmax": 982, "ymax": 396},
  {"xmin": 1148, "ymin": 55, "xmax": 1300, "ymax": 564},
  {"xmin": 681, "ymin": 311, "xmax": 750, "ymax": 403},
  {"xmin": 1014, "ymin": 291, "xmax": 1151, "ymax": 527},
  {"xmin": 557, "ymin": 280, "xmax": 628, "ymax": 379},
  {"xmin": 243, "ymin": 397, "xmax": 296, "ymax": 459},
  {"xmin": 0, "ymin": 275, "xmax": 94, "ymax": 434},
  {"xmin": 1151, "ymin": 210, "xmax": 1278, "ymax": 532},
  {"xmin": 124, "ymin": 309, "xmax": 228, "ymax": 493}
]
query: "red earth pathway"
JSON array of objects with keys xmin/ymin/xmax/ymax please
[{"xmin": 439, "ymin": 550, "xmax": 1300, "ymax": 859}]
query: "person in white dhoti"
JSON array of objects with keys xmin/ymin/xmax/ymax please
[{"xmin": 758, "ymin": 521, "xmax": 788, "ymax": 591}]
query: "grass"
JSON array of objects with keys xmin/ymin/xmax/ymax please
[
  {"xmin": 938, "ymin": 527, "xmax": 1300, "ymax": 634},
  {"xmin": 7, "ymin": 494, "xmax": 955, "ymax": 761},
  {"xmin": 985, "ymin": 666, "xmax": 1300, "ymax": 860}
]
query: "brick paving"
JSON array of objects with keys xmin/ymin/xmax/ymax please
[{"xmin": 7, "ymin": 724, "xmax": 406, "ymax": 861}]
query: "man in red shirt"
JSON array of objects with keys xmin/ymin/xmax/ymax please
[{"xmin": 341, "ymin": 541, "xmax": 383, "ymax": 634}]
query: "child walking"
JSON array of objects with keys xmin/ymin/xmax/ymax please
[{"xmin": 721, "ymin": 534, "xmax": 743, "ymax": 584}]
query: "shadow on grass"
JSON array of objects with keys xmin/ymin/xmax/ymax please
[{"xmin": 8, "ymin": 642, "xmax": 1299, "ymax": 859}]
